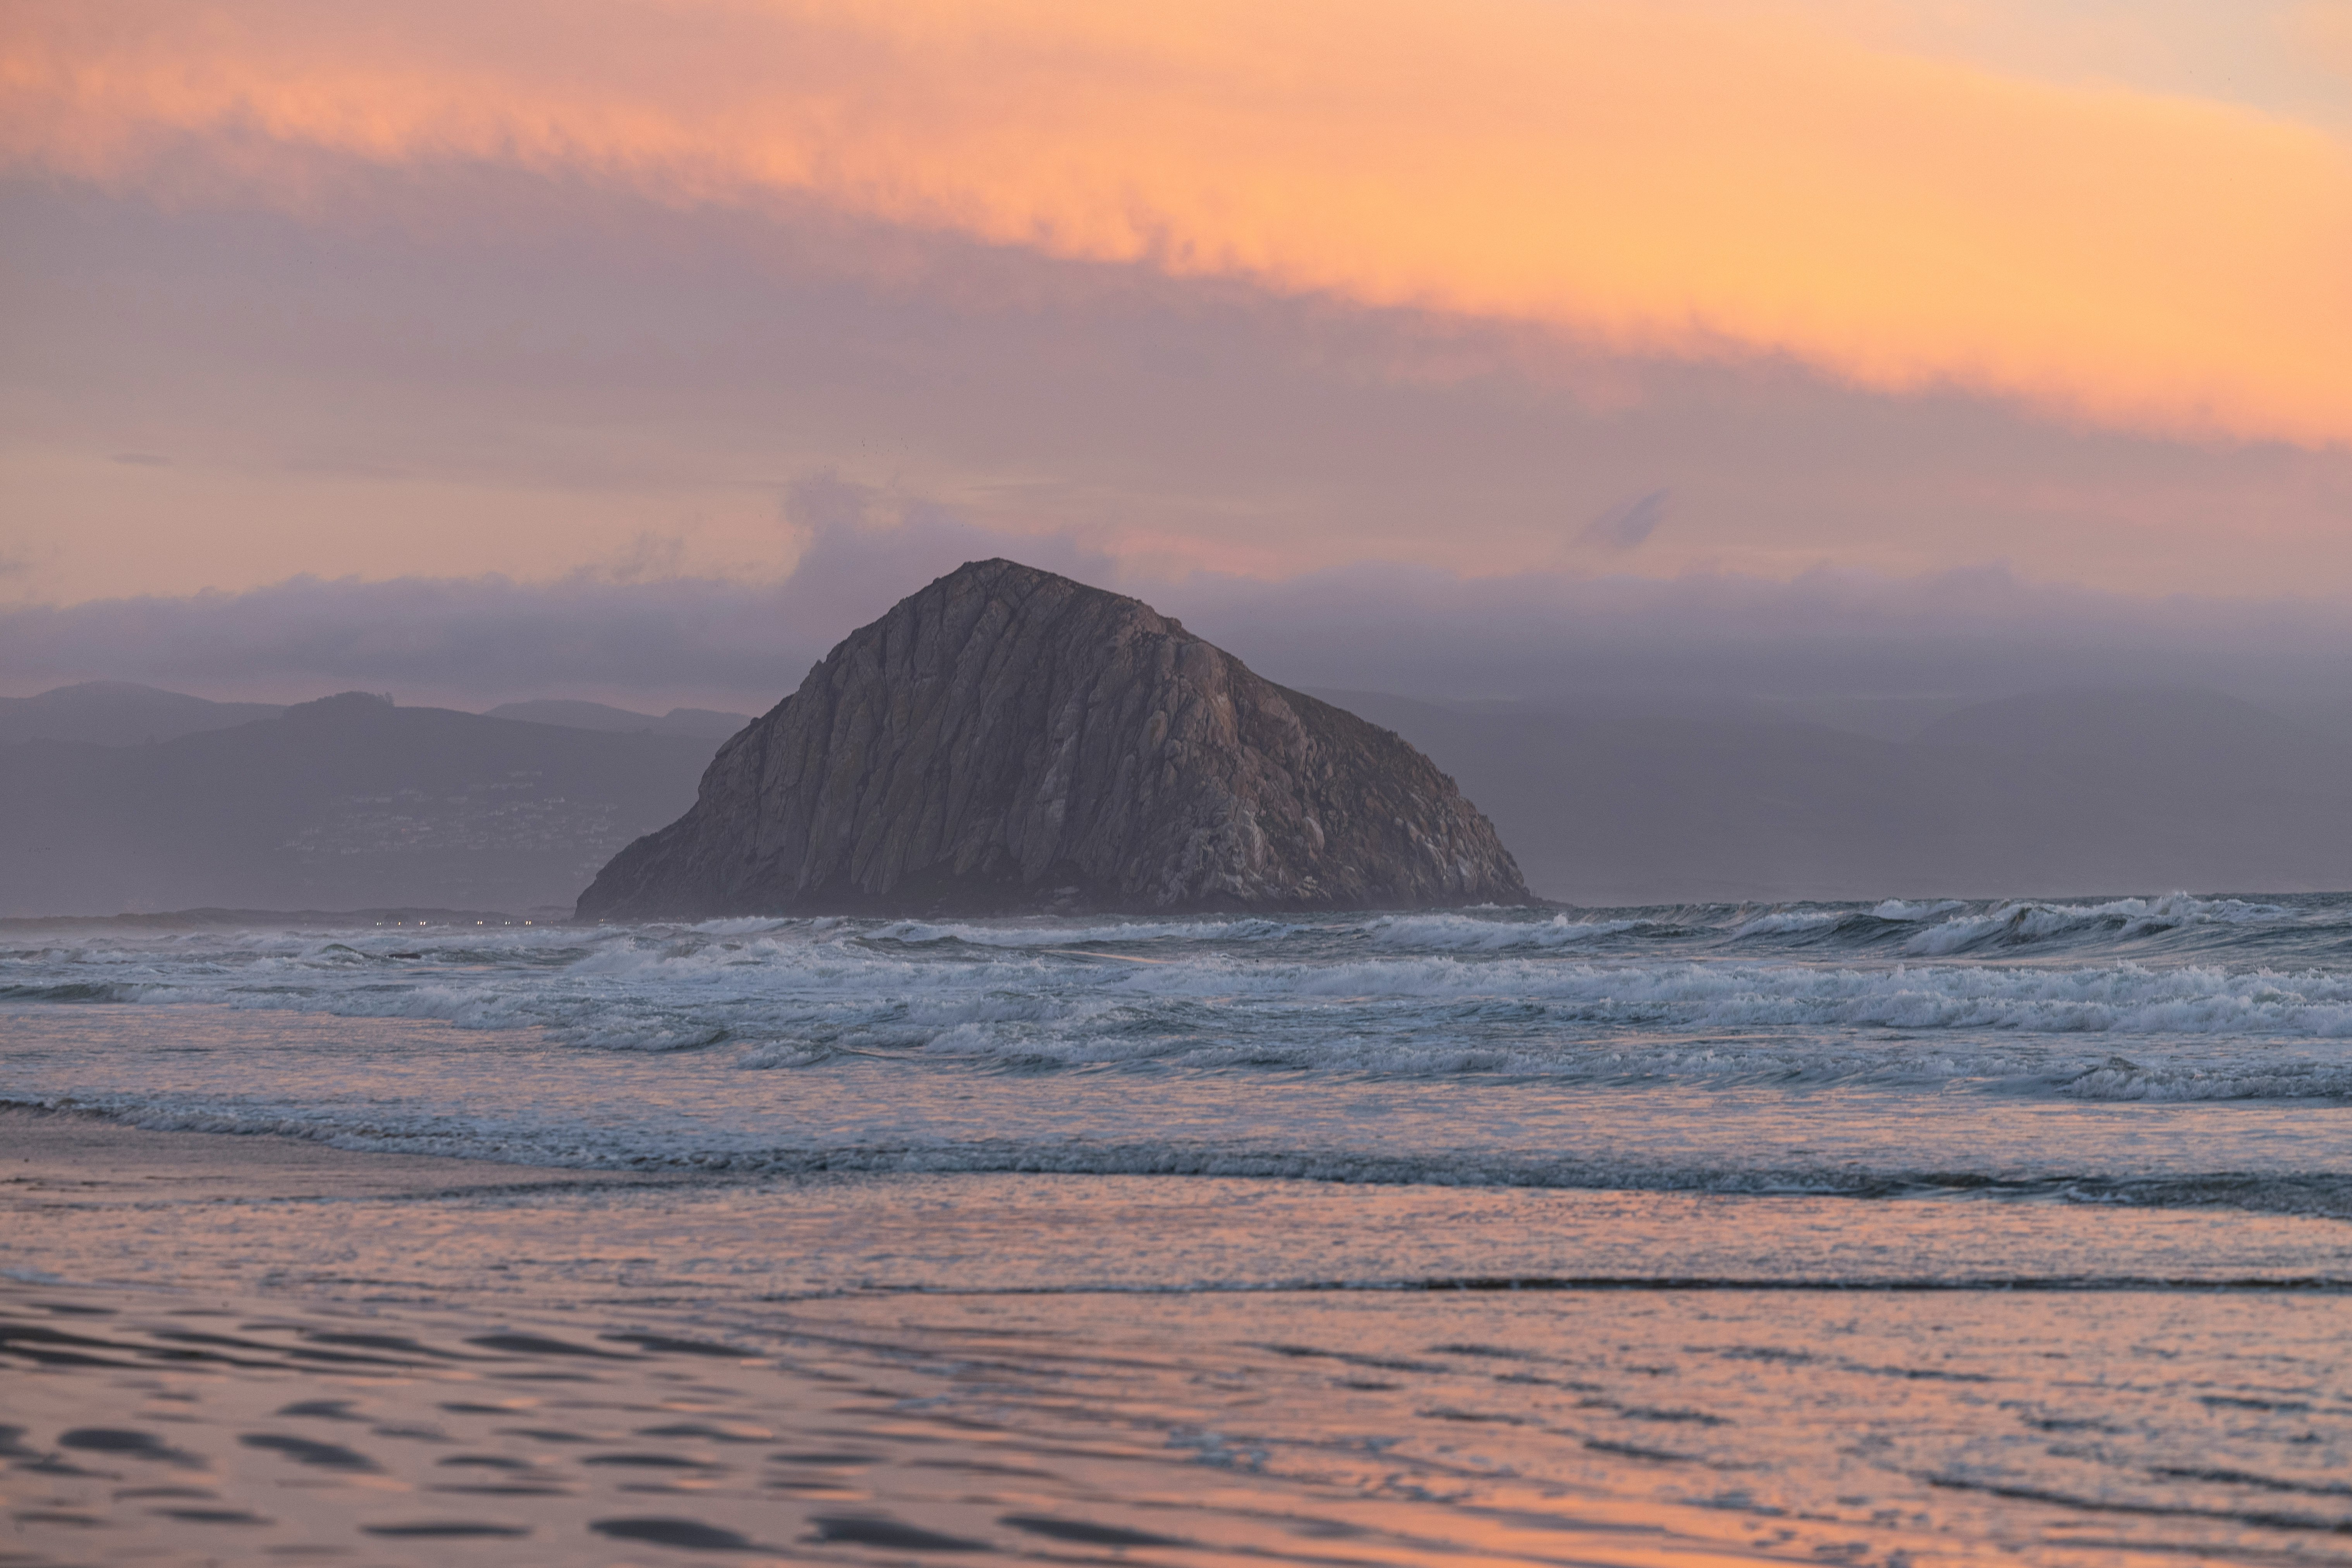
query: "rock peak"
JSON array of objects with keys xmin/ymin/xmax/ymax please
[
  {"xmin": 935, "ymin": 556, "xmax": 1180, "ymax": 631},
  {"xmin": 576, "ymin": 560, "xmax": 1529, "ymax": 917}
]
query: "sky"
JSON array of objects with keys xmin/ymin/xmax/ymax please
[{"xmin": 3, "ymin": 0, "xmax": 2349, "ymax": 712}]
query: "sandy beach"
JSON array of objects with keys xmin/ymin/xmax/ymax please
[
  {"xmin": 7, "ymin": 1101, "xmax": 2350, "ymax": 1568},
  {"xmin": 2, "ymin": 1109, "xmax": 1799, "ymax": 1568}
]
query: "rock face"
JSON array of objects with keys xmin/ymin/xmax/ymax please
[{"xmin": 576, "ymin": 560, "xmax": 1529, "ymax": 918}]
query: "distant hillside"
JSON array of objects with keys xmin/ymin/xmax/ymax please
[
  {"xmin": 1320, "ymin": 687, "xmax": 2352, "ymax": 904},
  {"xmin": 11, "ymin": 678, "xmax": 2346, "ymax": 916},
  {"xmin": 0, "ymin": 694, "xmax": 721, "ymax": 917},
  {"xmin": 482, "ymin": 699, "xmax": 750, "ymax": 740},
  {"xmin": 0, "ymin": 681, "xmax": 283, "ymax": 745}
]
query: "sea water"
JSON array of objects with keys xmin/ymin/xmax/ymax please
[
  {"xmin": 7, "ymin": 895, "xmax": 2350, "ymax": 1211},
  {"xmin": 3, "ymin": 896, "xmax": 2348, "ymax": 1564}
]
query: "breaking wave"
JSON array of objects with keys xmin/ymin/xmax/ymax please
[
  {"xmin": 5, "ymin": 892, "xmax": 2348, "ymax": 1214},
  {"xmin": 7, "ymin": 897, "xmax": 2352, "ymax": 1088}
]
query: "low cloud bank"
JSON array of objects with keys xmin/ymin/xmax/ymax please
[
  {"xmin": 1180, "ymin": 562, "xmax": 2352, "ymax": 716},
  {"xmin": 7, "ymin": 507, "xmax": 2351, "ymax": 721},
  {"xmin": 0, "ymin": 506, "xmax": 1112, "ymax": 712}
]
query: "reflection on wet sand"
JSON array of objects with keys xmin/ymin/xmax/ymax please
[
  {"xmin": 2, "ymin": 1110, "xmax": 2347, "ymax": 1567},
  {"xmin": 0, "ymin": 1280, "xmax": 1716, "ymax": 1566},
  {"xmin": 4, "ymin": 1279, "xmax": 2352, "ymax": 1561},
  {"xmin": 6, "ymin": 1279, "xmax": 2351, "ymax": 1567}
]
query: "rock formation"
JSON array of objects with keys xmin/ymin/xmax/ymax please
[{"xmin": 575, "ymin": 560, "xmax": 1529, "ymax": 918}]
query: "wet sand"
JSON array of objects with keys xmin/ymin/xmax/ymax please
[
  {"xmin": 5, "ymin": 1109, "xmax": 2347, "ymax": 1568},
  {"xmin": 1, "ymin": 1111, "xmax": 1781, "ymax": 1567},
  {"xmin": 0, "ymin": 1106, "xmax": 684, "ymax": 1205}
]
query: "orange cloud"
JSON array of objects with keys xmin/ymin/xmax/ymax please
[
  {"xmin": 6, "ymin": 0, "xmax": 2348, "ymax": 446},
  {"xmin": 2300, "ymin": 1, "xmax": 2352, "ymax": 84}
]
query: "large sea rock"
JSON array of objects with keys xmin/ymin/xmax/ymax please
[{"xmin": 576, "ymin": 560, "xmax": 1529, "ymax": 918}]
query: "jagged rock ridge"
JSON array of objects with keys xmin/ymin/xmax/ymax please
[{"xmin": 576, "ymin": 560, "xmax": 1529, "ymax": 917}]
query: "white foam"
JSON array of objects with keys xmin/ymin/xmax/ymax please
[
  {"xmin": 1902, "ymin": 894, "xmax": 2296, "ymax": 955},
  {"xmin": 1871, "ymin": 899, "xmax": 1965, "ymax": 922},
  {"xmin": 868, "ymin": 916, "xmax": 1302, "ymax": 946},
  {"xmin": 13, "ymin": 910, "xmax": 2352, "ymax": 1088},
  {"xmin": 1362, "ymin": 912, "xmax": 1641, "ymax": 950},
  {"xmin": 30, "ymin": 934, "xmax": 2352, "ymax": 1047},
  {"xmin": 1732, "ymin": 910, "xmax": 1843, "ymax": 936}
]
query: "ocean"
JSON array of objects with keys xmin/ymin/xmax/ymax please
[{"xmin": 3, "ymin": 895, "xmax": 2348, "ymax": 1565}]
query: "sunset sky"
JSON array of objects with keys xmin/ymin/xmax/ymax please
[{"xmin": 4, "ymin": 0, "xmax": 2349, "ymax": 705}]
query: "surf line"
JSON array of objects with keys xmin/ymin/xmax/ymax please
[{"xmin": 1036, "ymin": 948, "xmax": 1177, "ymax": 964}]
